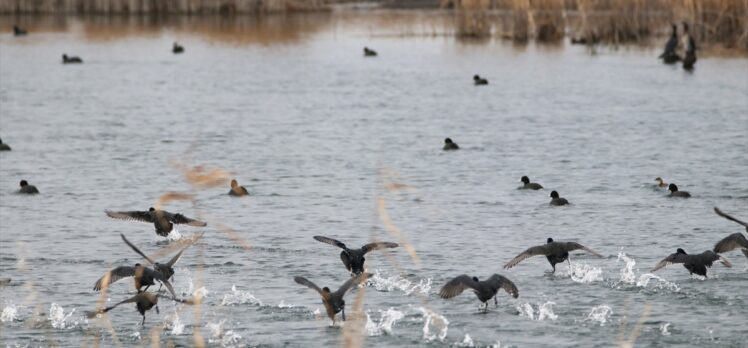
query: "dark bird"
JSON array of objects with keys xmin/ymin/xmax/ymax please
[
  {"xmin": 659, "ymin": 24, "xmax": 681, "ymax": 64},
  {"xmin": 18, "ymin": 180, "xmax": 39, "ymax": 194},
  {"xmin": 654, "ymin": 177, "xmax": 667, "ymax": 188},
  {"xmin": 105, "ymin": 207, "xmax": 207, "ymax": 237},
  {"xmin": 13, "ymin": 25, "xmax": 27, "ymax": 36},
  {"xmin": 520, "ymin": 176, "xmax": 543, "ymax": 190},
  {"xmin": 62, "ymin": 54, "xmax": 83, "ymax": 64},
  {"xmin": 682, "ymin": 22, "xmax": 697, "ymax": 70},
  {"xmin": 549, "ymin": 191, "xmax": 568, "ymax": 206},
  {"xmin": 713, "ymin": 207, "xmax": 748, "ymax": 259},
  {"xmin": 504, "ymin": 238, "xmax": 603, "ymax": 273},
  {"xmin": 172, "ymin": 42, "xmax": 184, "ymax": 54},
  {"xmin": 87, "ymin": 292, "xmax": 189, "ymax": 325},
  {"xmin": 228, "ymin": 179, "xmax": 249, "ymax": 197},
  {"xmin": 443, "ymin": 137, "xmax": 459, "ymax": 151},
  {"xmin": 473, "ymin": 74, "xmax": 488, "ymax": 85},
  {"xmin": 651, "ymin": 248, "xmax": 731, "ymax": 277},
  {"xmin": 294, "ymin": 273, "xmax": 370, "ymax": 325},
  {"xmin": 668, "ymin": 183, "xmax": 691, "ymax": 198},
  {"xmin": 363, "ymin": 47, "xmax": 377, "ymax": 57},
  {"xmin": 0, "ymin": 138, "xmax": 10, "ymax": 151},
  {"xmin": 313, "ymin": 236, "xmax": 398, "ymax": 276},
  {"xmin": 439, "ymin": 274, "xmax": 518, "ymax": 312}
]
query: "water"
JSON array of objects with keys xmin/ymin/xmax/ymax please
[{"xmin": 1, "ymin": 11, "xmax": 747, "ymax": 348}]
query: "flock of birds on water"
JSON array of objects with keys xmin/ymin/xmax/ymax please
[{"xmin": 0, "ymin": 22, "xmax": 731, "ymax": 329}]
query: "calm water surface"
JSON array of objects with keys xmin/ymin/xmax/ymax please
[{"xmin": 0, "ymin": 11, "xmax": 747, "ymax": 348}]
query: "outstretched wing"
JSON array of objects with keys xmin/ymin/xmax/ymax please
[
  {"xmin": 313, "ymin": 236, "xmax": 347, "ymax": 250},
  {"xmin": 651, "ymin": 252, "xmax": 690, "ymax": 272},
  {"xmin": 93, "ymin": 266, "xmax": 135, "ymax": 291},
  {"xmin": 120, "ymin": 234, "xmax": 156, "ymax": 265},
  {"xmin": 714, "ymin": 233, "xmax": 748, "ymax": 253},
  {"xmin": 361, "ymin": 242, "xmax": 399, "ymax": 254},
  {"xmin": 504, "ymin": 245, "xmax": 548, "ymax": 269},
  {"xmin": 106, "ymin": 210, "xmax": 153, "ymax": 223},
  {"xmin": 562, "ymin": 242, "xmax": 604, "ymax": 258},
  {"xmin": 438, "ymin": 275, "xmax": 478, "ymax": 299},
  {"xmin": 161, "ymin": 279, "xmax": 178, "ymax": 299},
  {"xmin": 102, "ymin": 294, "xmax": 141, "ymax": 313},
  {"xmin": 167, "ymin": 212, "xmax": 207, "ymax": 227},
  {"xmin": 486, "ymin": 274, "xmax": 519, "ymax": 298},
  {"xmin": 294, "ymin": 276, "xmax": 325, "ymax": 296},
  {"xmin": 335, "ymin": 273, "xmax": 371, "ymax": 296},
  {"xmin": 714, "ymin": 207, "xmax": 748, "ymax": 228}
]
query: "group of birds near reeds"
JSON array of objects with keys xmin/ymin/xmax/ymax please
[
  {"xmin": 658, "ymin": 22, "xmax": 697, "ymax": 70},
  {"xmin": 1, "ymin": 23, "xmax": 730, "ymax": 327}
]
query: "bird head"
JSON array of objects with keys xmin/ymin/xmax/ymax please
[
  {"xmin": 472, "ymin": 276, "xmax": 479, "ymax": 282},
  {"xmin": 547, "ymin": 238, "xmax": 554, "ymax": 244},
  {"xmin": 521, "ymin": 176, "xmax": 530, "ymax": 184},
  {"xmin": 676, "ymin": 248, "xmax": 687, "ymax": 254},
  {"xmin": 550, "ymin": 191, "xmax": 559, "ymax": 198},
  {"xmin": 322, "ymin": 287, "xmax": 331, "ymax": 293},
  {"xmin": 19, "ymin": 180, "xmax": 28, "ymax": 187},
  {"xmin": 668, "ymin": 183, "xmax": 678, "ymax": 192}
]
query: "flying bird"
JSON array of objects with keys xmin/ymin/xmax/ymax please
[
  {"xmin": 504, "ymin": 238, "xmax": 603, "ymax": 273},
  {"xmin": 87, "ymin": 292, "xmax": 189, "ymax": 325},
  {"xmin": 294, "ymin": 273, "xmax": 370, "ymax": 325},
  {"xmin": 105, "ymin": 207, "xmax": 206, "ymax": 236},
  {"xmin": 651, "ymin": 248, "xmax": 731, "ymax": 277},
  {"xmin": 439, "ymin": 274, "xmax": 518, "ymax": 312},
  {"xmin": 713, "ymin": 207, "xmax": 748, "ymax": 259},
  {"xmin": 313, "ymin": 236, "xmax": 398, "ymax": 276}
]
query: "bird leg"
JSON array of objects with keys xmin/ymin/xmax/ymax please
[
  {"xmin": 155, "ymin": 305, "xmax": 160, "ymax": 314},
  {"xmin": 141, "ymin": 315, "xmax": 146, "ymax": 326},
  {"xmin": 142, "ymin": 285, "xmax": 151, "ymax": 292},
  {"xmin": 494, "ymin": 295, "xmax": 498, "ymax": 308},
  {"xmin": 342, "ymin": 308, "xmax": 346, "ymax": 321}
]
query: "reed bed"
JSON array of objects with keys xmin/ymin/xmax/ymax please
[{"xmin": 0, "ymin": 0, "xmax": 328, "ymax": 15}]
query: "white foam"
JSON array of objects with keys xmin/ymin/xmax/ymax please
[
  {"xmin": 584, "ymin": 305, "xmax": 613, "ymax": 326},
  {"xmin": 207, "ymin": 320, "xmax": 243, "ymax": 347},
  {"xmin": 166, "ymin": 228, "xmax": 183, "ymax": 241},
  {"xmin": 130, "ymin": 331, "xmax": 141, "ymax": 340},
  {"xmin": 369, "ymin": 271, "xmax": 431, "ymax": 296},
  {"xmin": 165, "ymin": 311, "xmax": 185, "ymax": 335},
  {"xmin": 221, "ymin": 285, "xmax": 262, "ymax": 306},
  {"xmin": 660, "ymin": 322, "xmax": 671, "ymax": 336},
  {"xmin": 417, "ymin": 307, "xmax": 449, "ymax": 342},
  {"xmin": 364, "ymin": 308, "xmax": 405, "ymax": 336},
  {"xmin": 616, "ymin": 251, "xmax": 680, "ymax": 292},
  {"xmin": 455, "ymin": 334, "xmax": 475, "ymax": 347},
  {"xmin": 48, "ymin": 303, "xmax": 76, "ymax": 329},
  {"xmin": 1, "ymin": 304, "xmax": 19, "ymax": 323},
  {"xmin": 569, "ymin": 262, "xmax": 604, "ymax": 283},
  {"xmin": 516, "ymin": 302, "xmax": 557, "ymax": 321}
]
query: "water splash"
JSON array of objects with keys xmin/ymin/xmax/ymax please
[
  {"xmin": 165, "ymin": 311, "xmax": 185, "ymax": 335},
  {"xmin": 166, "ymin": 228, "xmax": 183, "ymax": 241},
  {"xmin": 417, "ymin": 307, "xmax": 449, "ymax": 342},
  {"xmin": 569, "ymin": 262, "xmax": 603, "ymax": 283},
  {"xmin": 1, "ymin": 304, "xmax": 19, "ymax": 323},
  {"xmin": 277, "ymin": 300, "xmax": 297, "ymax": 308},
  {"xmin": 207, "ymin": 320, "xmax": 243, "ymax": 347},
  {"xmin": 660, "ymin": 322, "xmax": 671, "ymax": 336},
  {"xmin": 364, "ymin": 308, "xmax": 404, "ymax": 336},
  {"xmin": 616, "ymin": 251, "xmax": 680, "ymax": 292},
  {"xmin": 584, "ymin": 305, "xmax": 613, "ymax": 326},
  {"xmin": 221, "ymin": 285, "xmax": 263, "ymax": 306},
  {"xmin": 369, "ymin": 271, "xmax": 431, "ymax": 296},
  {"xmin": 455, "ymin": 334, "xmax": 475, "ymax": 347},
  {"xmin": 48, "ymin": 303, "xmax": 76, "ymax": 329},
  {"xmin": 516, "ymin": 302, "xmax": 557, "ymax": 321}
]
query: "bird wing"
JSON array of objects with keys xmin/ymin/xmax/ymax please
[
  {"xmin": 120, "ymin": 234, "xmax": 156, "ymax": 265},
  {"xmin": 664, "ymin": 35, "xmax": 677, "ymax": 54},
  {"xmin": 651, "ymin": 252, "xmax": 690, "ymax": 272},
  {"xmin": 313, "ymin": 236, "xmax": 347, "ymax": 250},
  {"xmin": 503, "ymin": 245, "xmax": 548, "ymax": 269},
  {"xmin": 699, "ymin": 250, "xmax": 732, "ymax": 268},
  {"xmin": 93, "ymin": 266, "xmax": 135, "ymax": 291},
  {"xmin": 714, "ymin": 207, "xmax": 748, "ymax": 228},
  {"xmin": 105, "ymin": 210, "xmax": 154, "ymax": 223},
  {"xmin": 438, "ymin": 275, "xmax": 478, "ymax": 299},
  {"xmin": 295, "ymin": 276, "xmax": 325, "ymax": 297},
  {"xmin": 562, "ymin": 242, "xmax": 604, "ymax": 258},
  {"xmin": 161, "ymin": 279, "xmax": 178, "ymax": 299},
  {"xmin": 361, "ymin": 242, "xmax": 399, "ymax": 254},
  {"xmin": 167, "ymin": 212, "xmax": 207, "ymax": 227},
  {"xmin": 334, "ymin": 273, "xmax": 371, "ymax": 296},
  {"xmin": 713, "ymin": 233, "xmax": 748, "ymax": 253},
  {"xmin": 486, "ymin": 274, "xmax": 519, "ymax": 298}
]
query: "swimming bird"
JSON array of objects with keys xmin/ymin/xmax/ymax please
[
  {"xmin": 172, "ymin": 42, "xmax": 184, "ymax": 54},
  {"xmin": 713, "ymin": 207, "xmax": 748, "ymax": 259},
  {"xmin": 0, "ymin": 138, "xmax": 11, "ymax": 151},
  {"xmin": 313, "ymin": 236, "xmax": 398, "ymax": 276},
  {"xmin": 93, "ymin": 233, "xmax": 199, "ymax": 297},
  {"xmin": 659, "ymin": 24, "xmax": 680, "ymax": 64},
  {"xmin": 682, "ymin": 22, "xmax": 697, "ymax": 70},
  {"xmin": 651, "ymin": 248, "xmax": 731, "ymax": 277},
  {"xmin": 504, "ymin": 238, "xmax": 603, "ymax": 273},
  {"xmin": 62, "ymin": 54, "xmax": 82, "ymax": 64},
  {"xmin": 668, "ymin": 183, "xmax": 691, "ymax": 198},
  {"xmin": 443, "ymin": 137, "xmax": 459, "ymax": 151},
  {"xmin": 549, "ymin": 191, "xmax": 568, "ymax": 206},
  {"xmin": 18, "ymin": 180, "xmax": 39, "ymax": 194},
  {"xmin": 13, "ymin": 25, "xmax": 27, "ymax": 36},
  {"xmin": 228, "ymin": 179, "xmax": 249, "ymax": 197},
  {"xmin": 473, "ymin": 74, "xmax": 488, "ymax": 85},
  {"xmin": 294, "ymin": 273, "xmax": 370, "ymax": 325},
  {"xmin": 363, "ymin": 47, "xmax": 377, "ymax": 57},
  {"xmin": 105, "ymin": 207, "xmax": 207, "ymax": 237},
  {"xmin": 439, "ymin": 274, "xmax": 518, "ymax": 312},
  {"xmin": 520, "ymin": 176, "xmax": 543, "ymax": 190},
  {"xmin": 654, "ymin": 177, "xmax": 667, "ymax": 188},
  {"xmin": 88, "ymin": 292, "xmax": 188, "ymax": 325}
]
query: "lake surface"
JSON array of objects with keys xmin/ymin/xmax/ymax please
[{"xmin": 0, "ymin": 11, "xmax": 747, "ymax": 348}]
